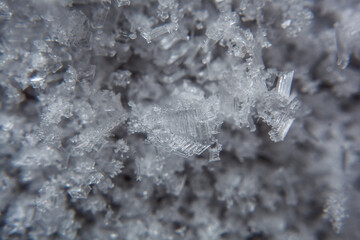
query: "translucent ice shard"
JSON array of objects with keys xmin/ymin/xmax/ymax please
[
  {"xmin": 277, "ymin": 71, "xmax": 294, "ymax": 99},
  {"xmin": 209, "ymin": 141, "xmax": 222, "ymax": 162},
  {"xmin": 140, "ymin": 22, "xmax": 180, "ymax": 44},
  {"xmin": 281, "ymin": 19, "xmax": 292, "ymax": 29},
  {"xmin": 167, "ymin": 135, "xmax": 210, "ymax": 157},
  {"xmin": 29, "ymin": 75, "xmax": 45, "ymax": 85},
  {"xmin": 150, "ymin": 23, "xmax": 179, "ymax": 42},
  {"xmin": 116, "ymin": 0, "xmax": 130, "ymax": 7},
  {"xmin": 90, "ymin": 2, "xmax": 110, "ymax": 29},
  {"xmin": 254, "ymin": 70, "xmax": 298, "ymax": 142},
  {"xmin": 335, "ymin": 23, "xmax": 349, "ymax": 69},
  {"xmin": 269, "ymin": 118, "xmax": 295, "ymax": 142},
  {"xmin": 67, "ymin": 185, "xmax": 92, "ymax": 199}
]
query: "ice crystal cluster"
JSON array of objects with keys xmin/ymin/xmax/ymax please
[{"xmin": 0, "ymin": 0, "xmax": 360, "ymax": 239}]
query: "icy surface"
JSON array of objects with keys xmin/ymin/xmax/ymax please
[{"xmin": 0, "ymin": 0, "xmax": 360, "ymax": 239}]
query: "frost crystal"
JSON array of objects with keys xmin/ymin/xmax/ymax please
[
  {"xmin": 131, "ymin": 82, "xmax": 221, "ymax": 158},
  {"xmin": 324, "ymin": 192, "xmax": 348, "ymax": 233},
  {"xmin": 277, "ymin": 71, "xmax": 295, "ymax": 99},
  {"xmin": 0, "ymin": 0, "xmax": 359, "ymax": 239},
  {"xmin": 116, "ymin": 0, "xmax": 130, "ymax": 7}
]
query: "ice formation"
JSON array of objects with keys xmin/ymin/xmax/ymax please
[{"xmin": 0, "ymin": 0, "xmax": 360, "ymax": 239}]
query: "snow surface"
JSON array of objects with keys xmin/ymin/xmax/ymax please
[{"xmin": 0, "ymin": 0, "xmax": 360, "ymax": 239}]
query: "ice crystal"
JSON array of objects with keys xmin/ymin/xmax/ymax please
[
  {"xmin": 116, "ymin": 0, "xmax": 131, "ymax": 7},
  {"xmin": 324, "ymin": 192, "xmax": 348, "ymax": 233},
  {"xmin": 131, "ymin": 82, "xmax": 221, "ymax": 158},
  {"xmin": 0, "ymin": 0, "xmax": 360, "ymax": 239}
]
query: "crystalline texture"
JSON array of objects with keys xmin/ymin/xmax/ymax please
[
  {"xmin": 324, "ymin": 192, "xmax": 348, "ymax": 233},
  {"xmin": 0, "ymin": 1, "xmax": 12, "ymax": 20},
  {"xmin": 277, "ymin": 71, "xmax": 294, "ymax": 99},
  {"xmin": 67, "ymin": 185, "xmax": 92, "ymax": 199},
  {"xmin": 116, "ymin": 0, "xmax": 130, "ymax": 7},
  {"xmin": 149, "ymin": 23, "xmax": 179, "ymax": 42},
  {"xmin": 269, "ymin": 118, "xmax": 295, "ymax": 142},
  {"xmin": 134, "ymin": 106, "xmax": 214, "ymax": 157},
  {"xmin": 334, "ymin": 8, "xmax": 360, "ymax": 69},
  {"xmin": 1, "ymin": 0, "xmax": 359, "ymax": 240},
  {"xmin": 131, "ymin": 85, "xmax": 221, "ymax": 157}
]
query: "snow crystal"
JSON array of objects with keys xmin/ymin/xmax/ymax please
[
  {"xmin": 0, "ymin": 0, "xmax": 359, "ymax": 239},
  {"xmin": 277, "ymin": 71, "xmax": 295, "ymax": 99},
  {"xmin": 116, "ymin": 0, "xmax": 131, "ymax": 7},
  {"xmin": 324, "ymin": 192, "xmax": 348, "ymax": 233}
]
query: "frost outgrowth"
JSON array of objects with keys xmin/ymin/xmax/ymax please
[
  {"xmin": 324, "ymin": 192, "xmax": 348, "ymax": 233},
  {"xmin": 130, "ymin": 82, "xmax": 221, "ymax": 158},
  {"xmin": 0, "ymin": 0, "xmax": 360, "ymax": 239}
]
